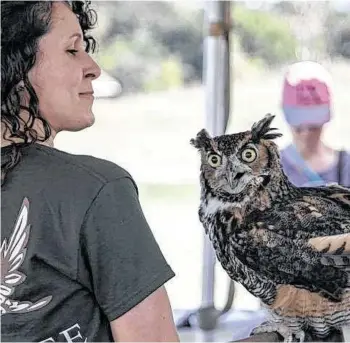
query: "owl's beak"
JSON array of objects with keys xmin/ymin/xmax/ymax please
[
  {"xmin": 227, "ymin": 171, "xmax": 245, "ymax": 189},
  {"xmin": 228, "ymin": 176, "xmax": 235, "ymax": 189}
]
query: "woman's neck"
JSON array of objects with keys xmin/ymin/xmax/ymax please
[
  {"xmin": 295, "ymin": 141, "xmax": 328, "ymax": 159},
  {"xmin": 1, "ymin": 123, "xmax": 55, "ymax": 148},
  {"xmin": 1, "ymin": 138, "xmax": 55, "ymax": 149},
  {"xmin": 293, "ymin": 140, "xmax": 336, "ymax": 172}
]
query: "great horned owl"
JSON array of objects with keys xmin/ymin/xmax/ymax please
[{"xmin": 191, "ymin": 114, "xmax": 350, "ymax": 342}]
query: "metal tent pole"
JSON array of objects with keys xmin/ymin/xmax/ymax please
[{"xmin": 197, "ymin": 0, "xmax": 232, "ymax": 332}]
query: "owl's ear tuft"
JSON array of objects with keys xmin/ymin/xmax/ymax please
[
  {"xmin": 251, "ymin": 113, "xmax": 283, "ymax": 142},
  {"xmin": 190, "ymin": 129, "xmax": 213, "ymax": 150}
]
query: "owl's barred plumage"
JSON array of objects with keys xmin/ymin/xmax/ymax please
[{"xmin": 191, "ymin": 114, "xmax": 350, "ymax": 342}]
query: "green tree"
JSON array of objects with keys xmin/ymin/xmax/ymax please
[
  {"xmin": 233, "ymin": 5, "xmax": 297, "ymax": 65},
  {"xmin": 94, "ymin": 1, "xmax": 203, "ymax": 93},
  {"xmin": 325, "ymin": 11, "xmax": 350, "ymax": 59}
]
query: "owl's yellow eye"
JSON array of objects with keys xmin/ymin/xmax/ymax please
[
  {"xmin": 207, "ymin": 153, "xmax": 222, "ymax": 167},
  {"xmin": 241, "ymin": 148, "xmax": 257, "ymax": 163}
]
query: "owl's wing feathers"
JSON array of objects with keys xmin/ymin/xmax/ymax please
[
  {"xmin": 242, "ymin": 189, "xmax": 350, "ymax": 300},
  {"xmin": 310, "ymin": 234, "xmax": 350, "ymax": 271},
  {"xmin": 237, "ymin": 186, "xmax": 350, "ymax": 302},
  {"xmin": 264, "ymin": 191, "xmax": 350, "ymax": 239},
  {"xmin": 241, "ymin": 223, "xmax": 350, "ymax": 302}
]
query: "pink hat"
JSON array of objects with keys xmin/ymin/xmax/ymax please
[{"xmin": 282, "ymin": 61, "xmax": 332, "ymax": 127}]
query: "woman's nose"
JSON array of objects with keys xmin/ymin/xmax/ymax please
[{"xmin": 84, "ymin": 55, "xmax": 101, "ymax": 81}]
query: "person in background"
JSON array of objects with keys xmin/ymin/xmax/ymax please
[
  {"xmin": 280, "ymin": 60, "xmax": 350, "ymax": 188},
  {"xmin": 1, "ymin": 1, "xmax": 179, "ymax": 342}
]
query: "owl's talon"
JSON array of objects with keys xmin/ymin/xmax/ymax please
[{"xmin": 294, "ymin": 330, "xmax": 305, "ymax": 343}]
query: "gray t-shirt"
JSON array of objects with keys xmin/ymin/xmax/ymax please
[
  {"xmin": 1, "ymin": 144, "xmax": 175, "ymax": 342},
  {"xmin": 280, "ymin": 144, "xmax": 350, "ymax": 188}
]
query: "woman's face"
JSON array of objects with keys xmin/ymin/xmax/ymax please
[
  {"xmin": 28, "ymin": 2, "xmax": 101, "ymax": 135},
  {"xmin": 291, "ymin": 125, "xmax": 323, "ymax": 149}
]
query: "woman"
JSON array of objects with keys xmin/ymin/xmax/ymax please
[
  {"xmin": 1, "ymin": 2, "xmax": 179, "ymax": 342},
  {"xmin": 280, "ymin": 61, "xmax": 350, "ymax": 187}
]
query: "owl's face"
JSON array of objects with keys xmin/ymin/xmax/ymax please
[{"xmin": 191, "ymin": 114, "xmax": 283, "ymax": 196}]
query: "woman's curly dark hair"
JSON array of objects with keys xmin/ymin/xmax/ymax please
[{"xmin": 1, "ymin": 0, "xmax": 98, "ymax": 185}]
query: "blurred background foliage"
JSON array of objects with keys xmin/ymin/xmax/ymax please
[{"xmin": 93, "ymin": 1, "xmax": 350, "ymax": 94}]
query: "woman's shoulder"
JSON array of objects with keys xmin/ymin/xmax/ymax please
[
  {"xmin": 338, "ymin": 149, "xmax": 350, "ymax": 172},
  {"xmin": 29, "ymin": 144, "xmax": 134, "ymax": 186},
  {"xmin": 340, "ymin": 149, "xmax": 350, "ymax": 161},
  {"xmin": 278, "ymin": 144, "xmax": 294, "ymax": 166}
]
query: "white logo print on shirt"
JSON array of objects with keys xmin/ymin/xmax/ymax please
[{"xmin": 1, "ymin": 198, "xmax": 52, "ymax": 315}]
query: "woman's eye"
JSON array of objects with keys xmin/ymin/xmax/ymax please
[
  {"xmin": 207, "ymin": 153, "xmax": 222, "ymax": 168},
  {"xmin": 67, "ymin": 49, "xmax": 78, "ymax": 56},
  {"xmin": 241, "ymin": 148, "xmax": 257, "ymax": 163}
]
